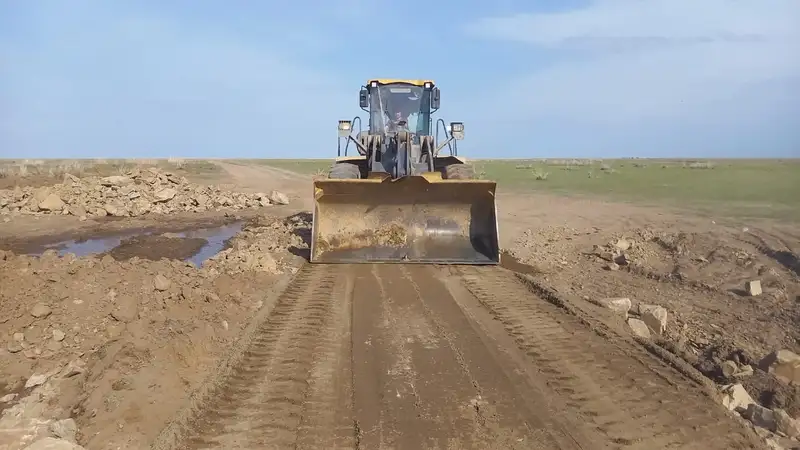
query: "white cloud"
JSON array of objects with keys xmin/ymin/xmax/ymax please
[
  {"xmin": 466, "ymin": 0, "xmax": 799, "ymax": 47},
  {"xmin": 464, "ymin": 0, "xmax": 800, "ymax": 128}
]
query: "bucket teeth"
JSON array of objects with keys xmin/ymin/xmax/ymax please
[{"xmin": 310, "ymin": 176, "xmax": 500, "ymax": 264}]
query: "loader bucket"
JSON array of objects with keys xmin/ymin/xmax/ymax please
[{"xmin": 310, "ymin": 175, "xmax": 500, "ymax": 264}]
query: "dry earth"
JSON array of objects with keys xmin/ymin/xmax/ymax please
[{"xmin": 0, "ymin": 160, "xmax": 797, "ymax": 450}]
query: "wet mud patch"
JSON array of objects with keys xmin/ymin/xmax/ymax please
[
  {"xmin": 21, "ymin": 222, "xmax": 244, "ymax": 266},
  {"xmin": 106, "ymin": 235, "xmax": 208, "ymax": 261}
]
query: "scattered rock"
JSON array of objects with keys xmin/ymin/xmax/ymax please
[
  {"xmin": 22, "ymin": 437, "xmax": 86, "ymax": 450},
  {"xmin": 615, "ymin": 239, "xmax": 632, "ymax": 251},
  {"xmin": 25, "ymin": 372, "xmax": 51, "ymax": 389},
  {"xmin": 597, "ymin": 297, "xmax": 632, "ymax": 316},
  {"xmin": 153, "ymin": 273, "xmax": 172, "ymax": 291},
  {"xmin": 7, "ymin": 340, "xmax": 24, "ymax": 353},
  {"xmin": 760, "ymin": 350, "xmax": 800, "ymax": 385},
  {"xmin": 110, "ymin": 295, "xmax": 139, "ymax": 323},
  {"xmin": 1, "ymin": 393, "xmax": 18, "ymax": 402},
  {"xmin": 38, "ymin": 194, "xmax": 65, "ymax": 212},
  {"xmin": 733, "ymin": 364, "xmax": 754, "ymax": 378},
  {"xmin": 775, "ymin": 408, "xmax": 800, "ymax": 438},
  {"xmin": 52, "ymin": 329, "xmax": 66, "ymax": 342},
  {"xmin": 30, "ymin": 303, "xmax": 52, "ymax": 319},
  {"xmin": 605, "ymin": 262, "xmax": 620, "ymax": 271},
  {"xmin": 627, "ymin": 318, "xmax": 651, "ymax": 339},
  {"xmin": 59, "ymin": 359, "xmax": 86, "ymax": 378},
  {"xmin": 49, "ymin": 418, "xmax": 78, "ymax": 442},
  {"xmin": 638, "ymin": 304, "xmax": 668, "ymax": 335},
  {"xmin": 720, "ymin": 383, "xmax": 755, "ymax": 412},
  {"xmin": 746, "ymin": 280, "xmax": 763, "ymax": 296},
  {"xmin": 614, "ymin": 254, "xmax": 630, "ymax": 266},
  {"xmin": 154, "ymin": 187, "xmax": 177, "ymax": 202},
  {"xmin": 721, "ymin": 360, "xmax": 740, "ymax": 378},
  {"xmin": 268, "ymin": 190, "xmax": 290, "ymax": 205},
  {"xmin": 46, "ymin": 340, "xmax": 63, "ymax": 352},
  {"xmin": 99, "ymin": 175, "xmax": 132, "ymax": 187},
  {"xmin": 742, "ymin": 403, "xmax": 777, "ymax": 431},
  {"xmin": 597, "ymin": 251, "xmax": 616, "ymax": 262}
]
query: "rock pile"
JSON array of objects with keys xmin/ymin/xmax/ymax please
[{"xmin": 0, "ymin": 167, "xmax": 289, "ymax": 219}]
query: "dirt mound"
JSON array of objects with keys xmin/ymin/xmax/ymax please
[
  {"xmin": 0, "ymin": 167, "xmax": 290, "ymax": 221},
  {"xmin": 509, "ymin": 223, "xmax": 800, "ymax": 446},
  {"xmin": 202, "ymin": 212, "xmax": 310, "ymax": 275},
  {"xmin": 0, "ymin": 215, "xmax": 305, "ymax": 449}
]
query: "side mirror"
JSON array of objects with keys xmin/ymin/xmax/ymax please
[
  {"xmin": 359, "ymin": 88, "xmax": 368, "ymax": 108},
  {"xmin": 431, "ymin": 87, "xmax": 441, "ymax": 109},
  {"xmin": 338, "ymin": 120, "xmax": 352, "ymax": 137},
  {"xmin": 450, "ymin": 122, "xmax": 464, "ymax": 140}
]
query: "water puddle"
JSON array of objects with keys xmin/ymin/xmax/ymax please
[
  {"xmin": 180, "ymin": 223, "xmax": 243, "ymax": 267},
  {"xmin": 28, "ymin": 222, "xmax": 244, "ymax": 266}
]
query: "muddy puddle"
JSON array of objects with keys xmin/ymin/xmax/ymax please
[{"xmin": 28, "ymin": 222, "xmax": 244, "ymax": 266}]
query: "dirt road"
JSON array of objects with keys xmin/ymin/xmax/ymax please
[{"xmin": 156, "ymin": 263, "xmax": 763, "ymax": 450}]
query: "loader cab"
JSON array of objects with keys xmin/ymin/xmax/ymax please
[{"xmin": 360, "ymin": 80, "xmax": 439, "ymax": 140}]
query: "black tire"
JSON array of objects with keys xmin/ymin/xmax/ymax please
[
  {"xmin": 443, "ymin": 163, "xmax": 476, "ymax": 180},
  {"xmin": 328, "ymin": 162, "xmax": 361, "ymax": 179}
]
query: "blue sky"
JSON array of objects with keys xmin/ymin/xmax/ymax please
[{"xmin": 1, "ymin": 0, "xmax": 798, "ymax": 158}]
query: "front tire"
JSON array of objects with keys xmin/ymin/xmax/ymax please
[
  {"xmin": 328, "ymin": 162, "xmax": 361, "ymax": 179},
  {"xmin": 443, "ymin": 163, "xmax": 476, "ymax": 180}
]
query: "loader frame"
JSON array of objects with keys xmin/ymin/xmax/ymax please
[{"xmin": 310, "ymin": 79, "xmax": 500, "ymax": 265}]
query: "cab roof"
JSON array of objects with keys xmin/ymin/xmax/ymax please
[{"xmin": 367, "ymin": 79, "xmax": 434, "ymax": 87}]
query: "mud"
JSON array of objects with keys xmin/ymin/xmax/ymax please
[
  {"xmin": 156, "ymin": 263, "xmax": 765, "ymax": 450},
  {"xmin": 107, "ymin": 235, "xmax": 209, "ymax": 261},
  {"xmin": 0, "ymin": 212, "xmax": 250, "ymax": 255},
  {"xmin": 19, "ymin": 222, "xmax": 244, "ymax": 267}
]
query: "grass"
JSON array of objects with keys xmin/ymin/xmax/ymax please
[
  {"xmin": 474, "ymin": 159, "xmax": 800, "ymax": 221},
  {"xmin": 253, "ymin": 157, "xmax": 800, "ymax": 221}
]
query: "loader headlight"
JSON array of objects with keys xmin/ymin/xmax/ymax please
[
  {"xmin": 450, "ymin": 122, "xmax": 464, "ymax": 140},
  {"xmin": 338, "ymin": 120, "xmax": 352, "ymax": 137},
  {"xmin": 424, "ymin": 81, "xmax": 432, "ymax": 89}
]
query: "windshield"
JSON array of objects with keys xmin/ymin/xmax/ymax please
[{"xmin": 369, "ymin": 83, "xmax": 431, "ymax": 135}]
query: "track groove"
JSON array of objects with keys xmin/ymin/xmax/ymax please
[
  {"xmin": 178, "ymin": 264, "xmax": 355, "ymax": 450},
  {"xmin": 456, "ymin": 266, "xmax": 763, "ymax": 450}
]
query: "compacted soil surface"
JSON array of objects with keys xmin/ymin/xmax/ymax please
[{"xmin": 0, "ymin": 161, "xmax": 797, "ymax": 450}]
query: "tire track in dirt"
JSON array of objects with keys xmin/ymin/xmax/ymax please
[
  {"xmin": 178, "ymin": 263, "xmax": 355, "ymax": 450},
  {"xmin": 165, "ymin": 261, "xmax": 766, "ymax": 450},
  {"xmin": 739, "ymin": 229, "xmax": 800, "ymax": 276},
  {"xmin": 351, "ymin": 264, "xmax": 569, "ymax": 449},
  {"xmin": 455, "ymin": 265, "xmax": 764, "ymax": 450}
]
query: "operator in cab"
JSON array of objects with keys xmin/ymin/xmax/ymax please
[{"xmin": 384, "ymin": 94, "xmax": 421, "ymax": 133}]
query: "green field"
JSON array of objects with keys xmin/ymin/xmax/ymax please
[
  {"xmin": 253, "ymin": 158, "xmax": 800, "ymax": 221},
  {"xmin": 2, "ymin": 158, "xmax": 797, "ymax": 221}
]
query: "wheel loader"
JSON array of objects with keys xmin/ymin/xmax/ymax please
[{"xmin": 310, "ymin": 79, "xmax": 500, "ymax": 264}]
